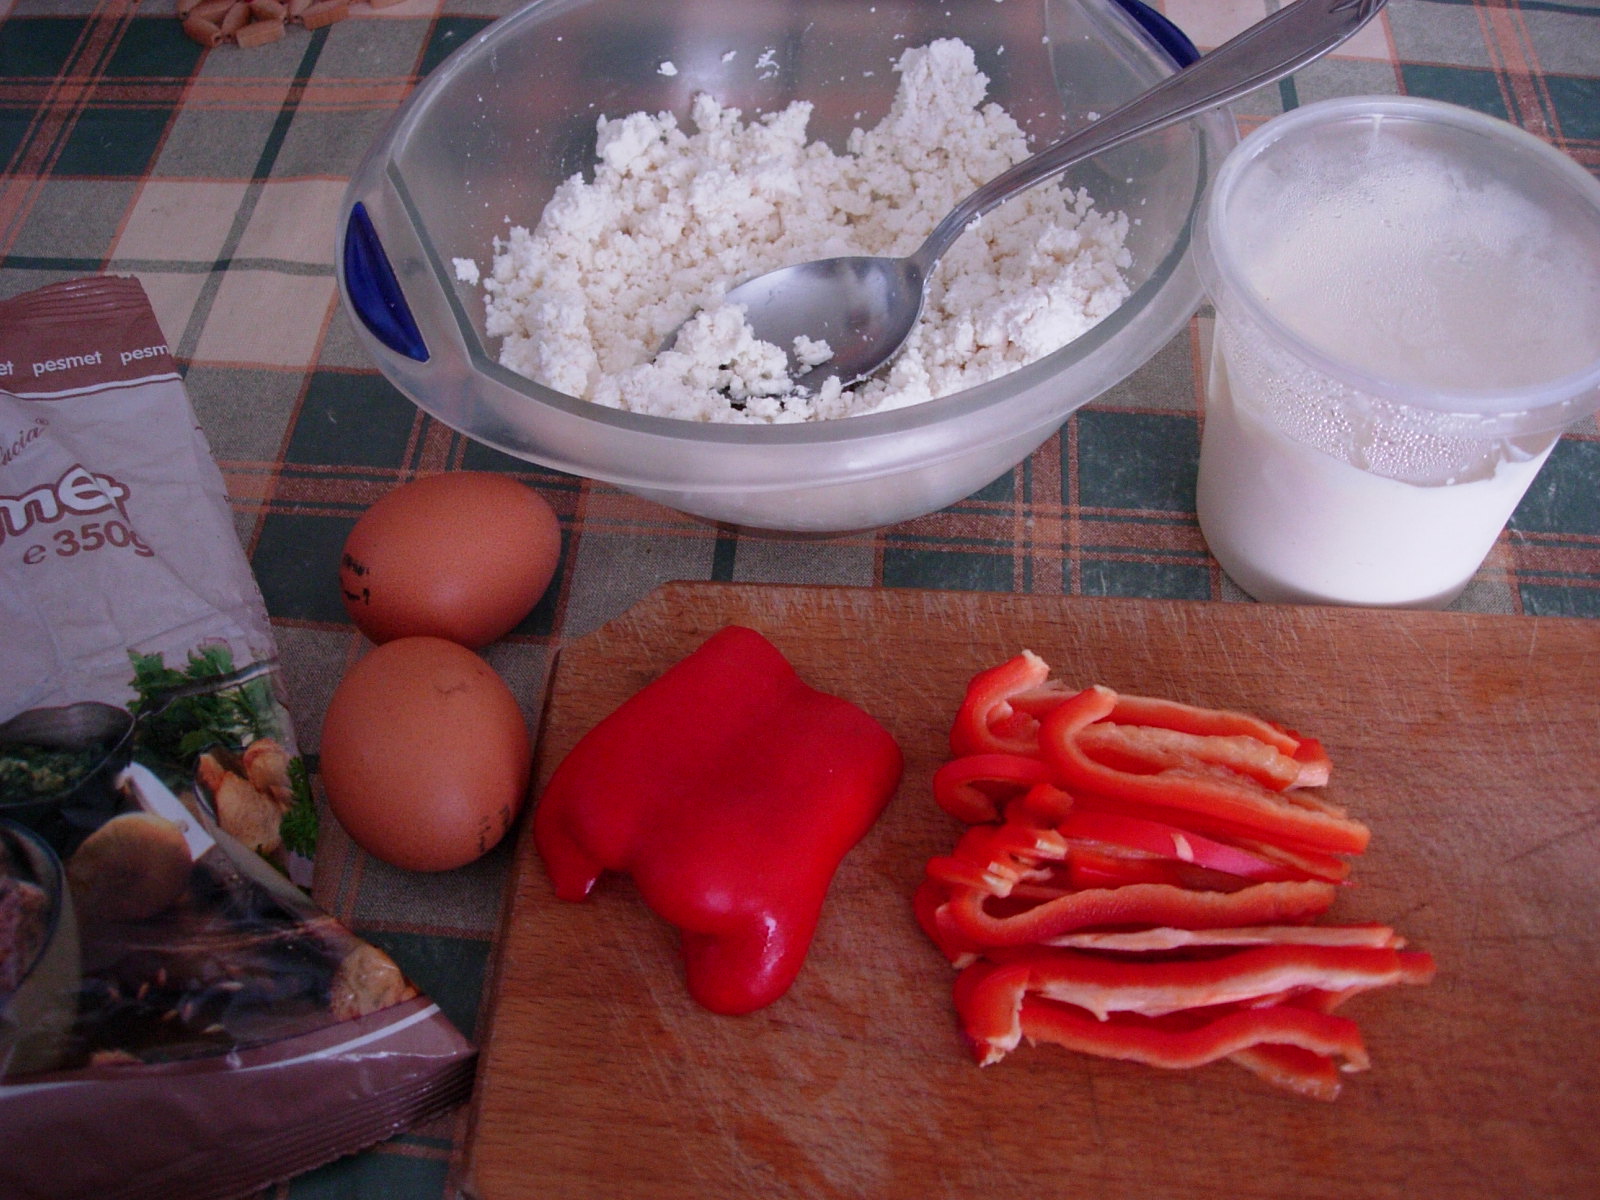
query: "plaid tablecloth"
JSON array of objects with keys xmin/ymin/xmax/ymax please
[{"xmin": 2, "ymin": 1, "xmax": 1596, "ymax": 1196}]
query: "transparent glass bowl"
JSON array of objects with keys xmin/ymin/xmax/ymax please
[{"xmin": 337, "ymin": 0, "xmax": 1236, "ymax": 532}]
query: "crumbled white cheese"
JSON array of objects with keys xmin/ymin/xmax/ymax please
[
  {"xmin": 793, "ymin": 335, "xmax": 833, "ymax": 369},
  {"xmin": 657, "ymin": 61, "xmax": 678, "ymax": 76},
  {"xmin": 480, "ymin": 39, "xmax": 1131, "ymax": 424},
  {"xmin": 452, "ymin": 257, "xmax": 480, "ymax": 285}
]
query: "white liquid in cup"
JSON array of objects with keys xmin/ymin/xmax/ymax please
[
  {"xmin": 1194, "ymin": 99, "xmax": 1600, "ymax": 608},
  {"xmin": 1198, "ymin": 343, "xmax": 1556, "ymax": 608}
]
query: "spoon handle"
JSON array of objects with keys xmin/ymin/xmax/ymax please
[{"xmin": 911, "ymin": 0, "xmax": 1388, "ymax": 273}]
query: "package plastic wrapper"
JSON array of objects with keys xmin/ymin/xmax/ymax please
[{"xmin": 0, "ymin": 277, "xmax": 476, "ymax": 1200}]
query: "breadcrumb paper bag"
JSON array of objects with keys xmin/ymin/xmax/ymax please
[{"xmin": 0, "ymin": 277, "xmax": 475, "ymax": 1200}]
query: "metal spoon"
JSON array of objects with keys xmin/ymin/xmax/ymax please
[{"xmin": 666, "ymin": 0, "xmax": 1387, "ymax": 390}]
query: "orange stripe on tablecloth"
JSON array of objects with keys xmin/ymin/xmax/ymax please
[
  {"xmin": 237, "ymin": 455, "xmax": 434, "ymax": 516},
  {"xmin": 1475, "ymin": 0, "xmax": 1553, "ymax": 140},
  {"xmin": 220, "ymin": 464, "xmax": 475, "ymax": 514},
  {"xmin": 0, "ymin": 6, "xmax": 135, "ymax": 253},
  {"xmin": 1, "ymin": 81, "xmax": 189, "ymax": 106},
  {"xmin": 0, "ymin": 79, "xmax": 417, "ymax": 113},
  {"xmin": 885, "ymin": 496, "xmax": 1207, "ymax": 558},
  {"xmin": 0, "ymin": 84, "xmax": 80, "ymax": 104},
  {"xmin": 1024, "ymin": 433, "xmax": 1066, "ymax": 595},
  {"xmin": 415, "ymin": 418, "xmax": 459, "ymax": 474},
  {"xmin": 1505, "ymin": 533, "xmax": 1600, "ymax": 578},
  {"xmin": 218, "ymin": 465, "xmax": 284, "ymax": 506},
  {"xmin": 292, "ymin": 79, "xmax": 417, "ymax": 111},
  {"xmin": 893, "ymin": 466, "xmax": 1048, "ymax": 589},
  {"xmin": 1061, "ymin": 411, "xmax": 1085, "ymax": 594},
  {"xmin": 585, "ymin": 499, "xmax": 777, "ymax": 541},
  {"xmin": 183, "ymin": 78, "xmax": 416, "ymax": 112},
  {"xmin": 238, "ymin": 291, "xmax": 349, "ymax": 553},
  {"xmin": 889, "ymin": 509, "xmax": 1032, "ymax": 554},
  {"xmin": 1074, "ymin": 514, "xmax": 1210, "ymax": 554}
]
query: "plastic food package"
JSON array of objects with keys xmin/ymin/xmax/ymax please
[{"xmin": 0, "ymin": 277, "xmax": 475, "ymax": 1200}]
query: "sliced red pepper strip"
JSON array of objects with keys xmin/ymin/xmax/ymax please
[
  {"xmin": 1276, "ymin": 950, "xmax": 1437, "ymax": 1015},
  {"xmin": 1007, "ymin": 681, "xmax": 1078, "ymax": 718},
  {"xmin": 1007, "ymin": 782, "xmax": 1075, "ymax": 826},
  {"xmin": 1228, "ymin": 1043, "xmax": 1344, "ymax": 1101},
  {"xmin": 926, "ymin": 819, "xmax": 1070, "ymax": 897},
  {"xmin": 1063, "ymin": 849, "xmax": 1288, "ymax": 893},
  {"xmin": 949, "ymin": 820, "xmax": 1066, "ymax": 869},
  {"xmin": 1212, "ymin": 828, "xmax": 1350, "ymax": 884},
  {"xmin": 1398, "ymin": 950, "xmax": 1437, "ymax": 985},
  {"xmin": 948, "ymin": 651, "xmax": 1052, "ymax": 757},
  {"xmin": 1076, "ymin": 723, "xmax": 1306, "ymax": 792},
  {"xmin": 913, "ymin": 877, "xmax": 985, "ymax": 966},
  {"xmin": 924, "ymin": 853, "xmax": 1017, "ymax": 896},
  {"xmin": 1061, "ymin": 846, "xmax": 1223, "ymax": 891},
  {"xmin": 1061, "ymin": 847, "xmax": 1151, "ymax": 890},
  {"xmin": 1016, "ymin": 998, "xmax": 1371, "ymax": 1076},
  {"xmin": 1224, "ymin": 956, "xmax": 1430, "ymax": 1098},
  {"xmin": 952, "ymin": 957, "xmax": 1371, "ymax": 1073},
  {"xmin": 1102, "ymin": 693, "xmax": 1330, "ymax": 789},
  {"xmin": 1105, "ymin": 692, "xmax": 1302, "ymax": 756},
  {"xmin": 951, "ymin": 958, "xmax": 1031, "ymax": 1061},
  {"xmin": 534, "ymin": 625, "xmax": 903, "ymax": 1015},
  {"xmin": 945, "ymin": 878, "xmax": 1338, "ymax": 948},
  {"xmin": 1040, "ymin": 686, "xmax": 1370, "ymax": 856},
  {"xmin": 1043, "ymin": 923, "xmax": 1404, "ymax": 953},
  {"xmin": 1056, "ymin": 810, "xmax": 1314, "ymax": 882},
  {"xmin": 1066, "ymin": 791, "xmax": 1352, "ymax": 882},
  {"xmin": 1288, "ymin": 735, "xmax": 1333, "ymax": 788},
  {"xmin": 931, "ymin": 753, "xmax": 1054, "ymax": 823},
  {"xmin": 991, "ymin": 943, "xmax": 1430, "ymax": 1020}
]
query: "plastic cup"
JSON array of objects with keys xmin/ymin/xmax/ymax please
[{"xmin": 1192, "ymin": 96, "xmax": 1600, "ymax": 608}]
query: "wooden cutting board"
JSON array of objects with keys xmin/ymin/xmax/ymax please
[{"xmin": 464, "ymin": 583, "xmax": 1600, "ymax": 1200}]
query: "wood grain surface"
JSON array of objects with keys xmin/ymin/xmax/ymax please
[{"xmin": 464, "ymin": 583, "xmax": 1600, "ymax": 1200}]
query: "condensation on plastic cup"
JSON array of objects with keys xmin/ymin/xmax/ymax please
[{"xmin": 1191, "ymin": 96, "xmax": 1600, "ymax": 609}]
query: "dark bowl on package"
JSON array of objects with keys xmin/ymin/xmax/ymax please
[
  {"xmin": 0, "ymin": 702, "xmax": 136, "ymax": 856},
  {"xmin": 0, "ymin": 819, "xmax": 81, "ymax": 1078},
  {"xmin": 336, "ymin": 0, "xmax": 1236, "ymax": 532}
]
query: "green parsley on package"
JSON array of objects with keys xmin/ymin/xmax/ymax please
[{"xmin": 0, "ymin": 277, "xmax": 474, "ymax": 1200}]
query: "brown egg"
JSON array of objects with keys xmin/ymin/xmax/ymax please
[
  {"xmin": 320, "ymin": 637, "xmax": 532, "ymax": 872},
  {"xmin": 340, "ymin": 472, "xmax": 561, "ymax": 648}
]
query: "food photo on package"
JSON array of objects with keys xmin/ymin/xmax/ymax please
[{"xmin": 0, "ymin": 277, "xmax": 476, "ymax": 1200}]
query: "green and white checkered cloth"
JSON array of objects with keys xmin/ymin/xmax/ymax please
[{"xmin": 1, "ymin": 1, "xmax": 1596, "ymax": 1194}]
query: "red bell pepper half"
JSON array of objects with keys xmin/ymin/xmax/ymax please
[{"xmin": 534, "ymin": 625, "xmax": 902, "ymax": 1015}]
